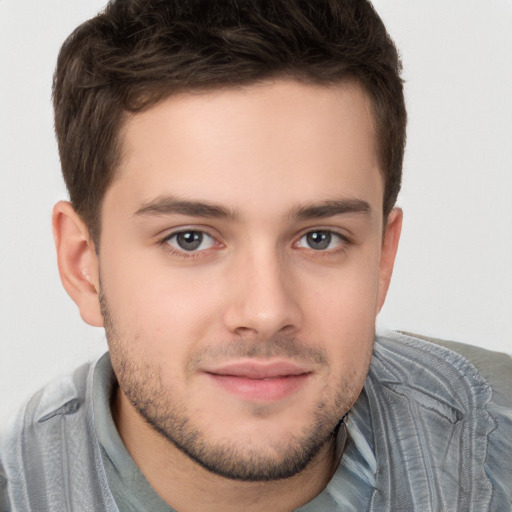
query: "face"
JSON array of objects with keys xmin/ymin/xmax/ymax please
[{"xmin": 94, "ymin": 80, "xmax": 400, "ymax": 481}]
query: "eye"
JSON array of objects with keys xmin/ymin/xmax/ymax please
[
  {"xmin": 164, "ymin": 230, "xmax": 216, "ymax": 252},
  {"xmin": 296, "ymin": 230, "xmax": 346, "ymax": 251}
]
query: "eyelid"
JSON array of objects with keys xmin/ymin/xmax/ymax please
[
  {"xmin": 155, "ymin": 225, "xmax": 353, "ymax": 260},
  {"xmin": 294, "ymin": 225, "xmax": 351, "ymax": 241},
  {"xmin": 293, "ymin": 228, "xmax": 351, "ymax": 252},
  {"xmin": 157, "ymin": 224, "xmax": 221, "ymax": 242},
  {"xmin": 166, "ymin": 231, "xmax": 215, "ymax": 249},
  {"xmin": 158, "ymin": 226, "xmax": 223, "ymax": 258}
]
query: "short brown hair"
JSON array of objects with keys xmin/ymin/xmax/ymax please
[{"xmin": 53, "ymin": 0, "xmax": 406, "ymax": 242}]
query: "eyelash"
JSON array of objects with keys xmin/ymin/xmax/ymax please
[
  {"xmin": 294, "ymin": 229, "xmax": 351, "ymax": 256},
  {"xmin": 158, "ymin": 229, "xmax": 220, "ymax": 260},
  {"xmin": 158, "ymin": 228, "xmax": 351, "ymax": 259}
]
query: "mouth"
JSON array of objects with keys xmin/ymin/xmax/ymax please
[{"xmin": 203, "ymin": 361, "xmax": 312, "ymax": 402}]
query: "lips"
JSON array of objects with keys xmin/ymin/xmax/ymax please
[
  {"xmin": 203, "ymin": 361, "xmax": 312, "ymax": 401},
  {"xmin": 207, "ymin": 361, "xmax": 309, "ymax": 379}
]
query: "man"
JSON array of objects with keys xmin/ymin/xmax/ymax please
[{"xmin": 1, "ymin": 0, "xmax": 510, "ymax": 511}]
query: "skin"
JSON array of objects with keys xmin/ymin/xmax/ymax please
[{"xmin": 53, "ymin": 79, "xmax": 402, "ymax": 511}]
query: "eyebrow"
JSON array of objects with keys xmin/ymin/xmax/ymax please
[
  {"xmin": 134, "ymin": 195, "xmax": 371, "ymax": 221},
  {"xmin": 134, "ymin": 196, "xmax": 238, "ymax": 220},
  {"xmin": 290, "ymin": 198, "xmax": 371, "ymax": 220}
]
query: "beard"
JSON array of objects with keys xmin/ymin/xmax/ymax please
[{"xmin": 100, "ymin": 292, "xmax": 370, "ymax": 482}]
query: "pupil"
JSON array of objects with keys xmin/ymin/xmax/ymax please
[
  {"xmin": 307, "ymin": 231, "xmax": 331, "ymax": 250},
  {"xmin": 177, "ymin": 231, "xmax": 202, "ymax": 251}
]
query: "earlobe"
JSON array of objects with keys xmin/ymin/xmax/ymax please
[
  {"xmin": 376, "ymin": 208, "xmax": 403, "ymax": 312},
  {"xmin": 52, "ymin": 201, "xmax": 104, "ymax": 327}
]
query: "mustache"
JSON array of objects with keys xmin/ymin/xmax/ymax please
[
  {"xmin": 99, "ymin": 290, "xmax": 327, "ymax": 369},
  {"xmin": 187, "ymin": 335, "xmax": 328, "ymax": 371}
]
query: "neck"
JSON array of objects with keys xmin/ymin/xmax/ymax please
[{"xmin": 112, "ymin": 387, "xmax": 342, "ymax": 512}]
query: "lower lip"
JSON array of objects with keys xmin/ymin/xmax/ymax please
[{"xmin": 206, "ymin": 373, "xmax": 310, "ymax": 402}]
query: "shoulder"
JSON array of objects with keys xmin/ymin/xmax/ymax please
[
  {"xmin": 368, "ymin": 331, "xmax": 512, "ymax": 510},
  {"xmin": 0, "ymin": 359, "xmax": 93, "ymax": 475},
  {"xmin": 1, "ymin": 358, "xmax": 92, "ymax": 445},
  {"xmin": 394, "ymin": 331, "xmax": 512, "ymax": 408},
  {"xmin": 1, "ymin": 359, "xmax": 92, "ymax": 452},
  {"xmin": 0, "ymin": 355, "xmax": 116, "ymax": 511}
]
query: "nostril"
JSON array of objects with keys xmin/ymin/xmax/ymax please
[{"xmin": 233, "ymin": 326, "xmax": 258, "ymax": 337}]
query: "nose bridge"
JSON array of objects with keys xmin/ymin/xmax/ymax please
[{"xmin": 223, "ymin": 238, "xmax": 302, "ymax": 337}]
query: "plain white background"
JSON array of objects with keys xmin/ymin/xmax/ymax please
[{"xmin": 1, "ymin": 0, "xmax": 511, "ymax": 427}]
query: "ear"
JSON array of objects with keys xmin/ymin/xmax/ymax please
[
  {"xmin": 52, "ymin": 201, "xmax": 104, "ymax": 327},
  {"xmin": 376, "ymin": 207, "xmax": 402, "ymax": 313}
]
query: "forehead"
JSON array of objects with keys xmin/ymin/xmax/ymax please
[{"xmin": 109, "ymin": 79, "xmax": 382, "ymax": 217}]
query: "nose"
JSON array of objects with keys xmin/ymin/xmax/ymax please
[{"xmin": 222, "ymin": 245, "xmax": 303, "ymax": 339}]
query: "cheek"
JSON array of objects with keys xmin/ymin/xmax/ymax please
[
  {"xmin": 300, "ymin": 251, "xmax": 380, "ymax": 361},
  {"xmin": 304, "ymin": 248, "xmax": 380, "ymax": 318},
  {"xmin": 99, "ymin": 251, "xmax": 224, "ymax": 356}
]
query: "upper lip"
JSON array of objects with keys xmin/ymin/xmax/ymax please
[{"xmin": 204, "ymin": 361, "xmax": 311, "ymax": 380}]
